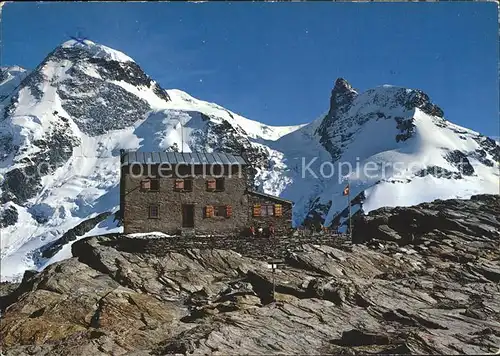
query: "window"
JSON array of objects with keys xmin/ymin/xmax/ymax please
[
  {"xmin": 175, "ymin": 178, "xmax": 193, "ymax": 192},
  {"xmin": 215, "ymin": 178, "xmax": 225, "ymax": 191},
  {"xmin": 213, "ymin": 206, "xmax": 225, "ymax": 217},
  {"xmin": 141, "ymin": 179, "xmax": 159, "ymax": 191},
  {"xmin": 150, "ymin": 179, "xmax": 160, "ymax": 191},
  {"xmin": 207, "ymin": 205, "xmax": 232, "ymax": 218},
  {"xmin": 207, "ymin": 178, "xmax": 225, "ymax": 192},
  {"xmin": 131, "ymin": 165, "xmax": 142, "ymax": 175},
  {"xmin": 211, "ymin": 164, "xmax": 223, "ymax": 176},
  {"xmin": 149, "ymin": 204, "xmax": 159, "ymax": 218},
  {"xmin": 261, "ymin": 205, "xmax": 274, "ymax": 216}
]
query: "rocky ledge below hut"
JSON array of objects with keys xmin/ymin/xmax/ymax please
[{"xmin": 1, "ymin": 194, "xmax": 499, "ymax": 355}]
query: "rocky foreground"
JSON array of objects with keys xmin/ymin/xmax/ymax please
[{"xmin": 1, "ymin": 194, "xmax": 499, "ymax": 355}]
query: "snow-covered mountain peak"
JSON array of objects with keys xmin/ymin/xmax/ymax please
[
  {"xmin": 315, "ymin": 79, "xmax": 448, "ymax": 160},
  {"xmin": 60, "ymin": 39, "xmax": 134, "ymax": 63},
  {"xmin": 0, "ymin": 40, "xmax": 175, "ymax": 211},
  {"xmin": 6, "ymin": 40, "xmax": 172, "ymax": 134},
  {"xmin": 272, "ymin": 77, "xmax": 499, "ymax": 230}
]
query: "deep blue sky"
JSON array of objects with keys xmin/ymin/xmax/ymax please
[{"xmin": 2, "ymin": 2, "xmax": 499, "ymax": 137}]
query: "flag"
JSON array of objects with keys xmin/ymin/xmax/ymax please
[{"xmin": 343, "ymin": 184, "xmax": 350, "ymax": 196}]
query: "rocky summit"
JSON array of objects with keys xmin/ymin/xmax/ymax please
[{"xmin": 1, "ymin": 194, "xmax": 499, "ymax": 355}]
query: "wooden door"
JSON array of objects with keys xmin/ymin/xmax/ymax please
[{"xmin": 182, "ymin": 204, "xmax": 195, "ymax": 228}]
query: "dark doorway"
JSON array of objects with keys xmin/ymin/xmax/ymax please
[{"xmin": 182, "ymin": 204, "xmax": 195, "ymax": 228}]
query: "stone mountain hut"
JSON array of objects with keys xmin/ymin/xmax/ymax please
[{"xmin": 119, "ymin": 150, "xmax": 293, "ymax": 236}]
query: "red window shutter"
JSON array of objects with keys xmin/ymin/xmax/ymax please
[
  {"xmin": 175, "ymin": 179, "xmax": 184, "ymax": 190},
  {"xmin": 274, "ymin": 204, "xmax": 283, "ymax": 217},
  {"xmin": 253, "ymin": 204, "xmax": 261, "ymax": 217},
  {"xmin": 226, "ymin": 205, "xmax": 232, "ymax": 218},
  {"xmin": 207, "ymin": 179, "xmax": 216, "ymax": 191},
  {"xmin": 205, "ymin": 205, "xmax": 214, "ymax": 218}
]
